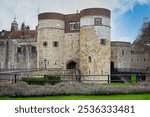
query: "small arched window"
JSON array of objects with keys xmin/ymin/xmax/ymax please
[
  {"xmin": 88, "ymin": 56, "xmax": 92, "ymax": 63},
  {"xmin": 122, "ymin": 50, "xmax": 124, "ymax": 55}
]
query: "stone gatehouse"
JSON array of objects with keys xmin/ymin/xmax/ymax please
[{"xmin": 0, "ymin": 8, "xmax": 150, "ymax": 82}]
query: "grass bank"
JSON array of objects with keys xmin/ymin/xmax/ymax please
[{"xmin": 0, "ymin": 94, "xmax": 150, "ymax": 100}]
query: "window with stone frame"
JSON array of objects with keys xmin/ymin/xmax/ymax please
[
  {"xmin": 94, "ymin": 17, "xmax": 102, "ymax": 26},
  {"xmin": 17, "ymin": 47, "xmax": 21, "ymax": 53},
  {"xmin": 69, "ymin": 22, "xmax": 76, "ymax": 31},
  {"xmin": 122, "ymin": 50, "xmax": 124, "ymax": 56},
  {"xmin": 17, "ymin": 46, "xmax": 26, "ymax": 53},
  {"xmin": 43, "ymin": 42, "xmax": 48, "ymax": 47},
  {"xmin": 53, "ymin": 41, "xmax": 59, "ymax": 47},
  {"xmin": 100, "ymin": 39, "xmax": 106, "ymax": 45}
]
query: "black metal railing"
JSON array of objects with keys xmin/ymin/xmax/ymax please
[{"xmin": 0, "ymin": 73, "xmax": 150, "ymax": 84}]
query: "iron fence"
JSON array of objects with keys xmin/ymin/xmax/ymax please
[
  {"xmin": 0, "ymin": 72, "xmax": 150, "ymax": 84},
  {"xmin": 113, "ymin": 68, "xmax": 150, "ymax": 73}
]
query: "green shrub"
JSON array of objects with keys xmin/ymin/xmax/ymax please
[
  {"xmin": 22, "ymin": 77, "xmax": 45, "ymax": 85},
  {"xmin": 44, "ymin": 75, "xmax": 61, "ymax": 85},
  {"xmin": 22, "ymin": 75, "xmax": 61, "ymax": 85},
  {"xmin": 131, "ymin": 74, "xmax": 137, "ymax": 83}
]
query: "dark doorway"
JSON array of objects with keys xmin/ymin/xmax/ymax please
[
  {"xmin": 111, "ymin": 61, "xmax": 114, "ymax": 73},
  {"xmin": 67, "ymin": 61, "xmax": 77, "ymax": 69}
]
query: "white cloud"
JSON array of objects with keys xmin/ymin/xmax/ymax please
[
  {"xmin": 1, "ymin": 0, "xmax": 116, "ymax": 30},
  {"xmin": 0, "ymin": 0, "xmax": 150, "ymax": 32}
]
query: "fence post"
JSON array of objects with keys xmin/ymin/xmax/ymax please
[
  {"xmin": 108, "ymin": 75, "xmax": 111, "ymax": 84},
  {"xmin": 14, "ymin": 74, "xmax": 17, "ymax": 83}
]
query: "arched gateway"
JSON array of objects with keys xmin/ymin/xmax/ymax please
[{"xmin": 66, "ymin": 61, "xmax": 77, "ymax": 69}]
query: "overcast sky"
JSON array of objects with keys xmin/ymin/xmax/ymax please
[{"xmin": 0, "ymin": 0, "xmax": 150, "ymax": 42}]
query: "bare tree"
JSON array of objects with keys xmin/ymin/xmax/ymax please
[{"xmin": 133, "ymin": 19, "xmax": 150, "ymax": 53}]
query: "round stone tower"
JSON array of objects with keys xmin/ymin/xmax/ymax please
[
  {"xmin": 37, "ymin": 12, "xmax": 65, "ymax": 69},
  {"xmin": 79, "ymin": 8, "xmax": 111, "ymax": 82}
]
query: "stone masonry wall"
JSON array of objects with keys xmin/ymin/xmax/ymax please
[
  {"xmin": 111, "ymin": 42, "xmax": 131, "ymax": 69},
  {"xmin": 80, "ymin": 14, "xmax": 111, "ymax": 82},
  {"xmin": 131, "ymin": 52, "xmax": 150, "ymax": 69},
  {"xmin": 80, "ymin": 26, "xmax": 110, "ymax": 76},
  {"xmin": 63, "ymin": 33, "xmax": 80, "ymax": 69},
  {"xmin": 8, "ymin": 39, "xmax": 37, "ymax": 69},
  {"xmin": 0, "ymin": 40, "xmax": 6, "ymax": 69}
]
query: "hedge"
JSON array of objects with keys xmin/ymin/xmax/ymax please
[{"xmin": 22, "ymin": 75, "xmax": 61, "ymax": 85}]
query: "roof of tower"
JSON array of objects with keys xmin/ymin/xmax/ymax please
[
  {"xmin": 80, "ymin": 8, "xmax": 111, "ymax": 18},
  {"xmin": 38, "ymin": 8, "xmax": 111, "ymax": 21},
  {"xmin": 38, "ymin": 12, "xmax": 65, "ymax": 21}
]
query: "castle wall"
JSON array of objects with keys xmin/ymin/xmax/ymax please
[
  {"xmin": 131, "ymin": 52, "xmax": 150, "ymax": 69},
  {"xmin": 63, "ymin": 33, "xmax": 80, "ymax": 69},
  {"xmin": 8, "ymin": 39, "xmax": 37, "ymax": 69},
  {"xmin": 0, "ymin": 40, "xmax": 6, "ymax": 69},
  {"xmin": 111, "ymin": 41, "xmax": 150, "ymax": 71},
  {"xmin": 111, "ymin": 42, "xmax": 131, "ymax": 69},
  {"xmin": 0, "ymin": 38, "xmax": 37, "ymax": 70}
]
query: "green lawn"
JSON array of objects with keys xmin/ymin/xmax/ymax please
[{"xmin": 0, "ymin": 94, "xmax": 150, "ymax": 100}]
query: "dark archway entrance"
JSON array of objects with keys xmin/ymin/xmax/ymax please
[
  {"xmin": 67, "ymin": 61, "xmax": 77, "ymax": 69},
  {"xmin": 111, "ymin": 61, "xmax": 114, "ymax": 73}
]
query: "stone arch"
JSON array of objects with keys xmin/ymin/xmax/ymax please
[{"xmin": 66, "ymin": 60, "xmax": 78, "ymax": 69}]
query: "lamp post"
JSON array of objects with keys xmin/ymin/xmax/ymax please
[
  {"xmin": 44, "ymin": 59, "xmax": 47, "ymax": 69},
  {"xmin": 11, "ymin": 63, "xmax": 14, "ymax": 71}
]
